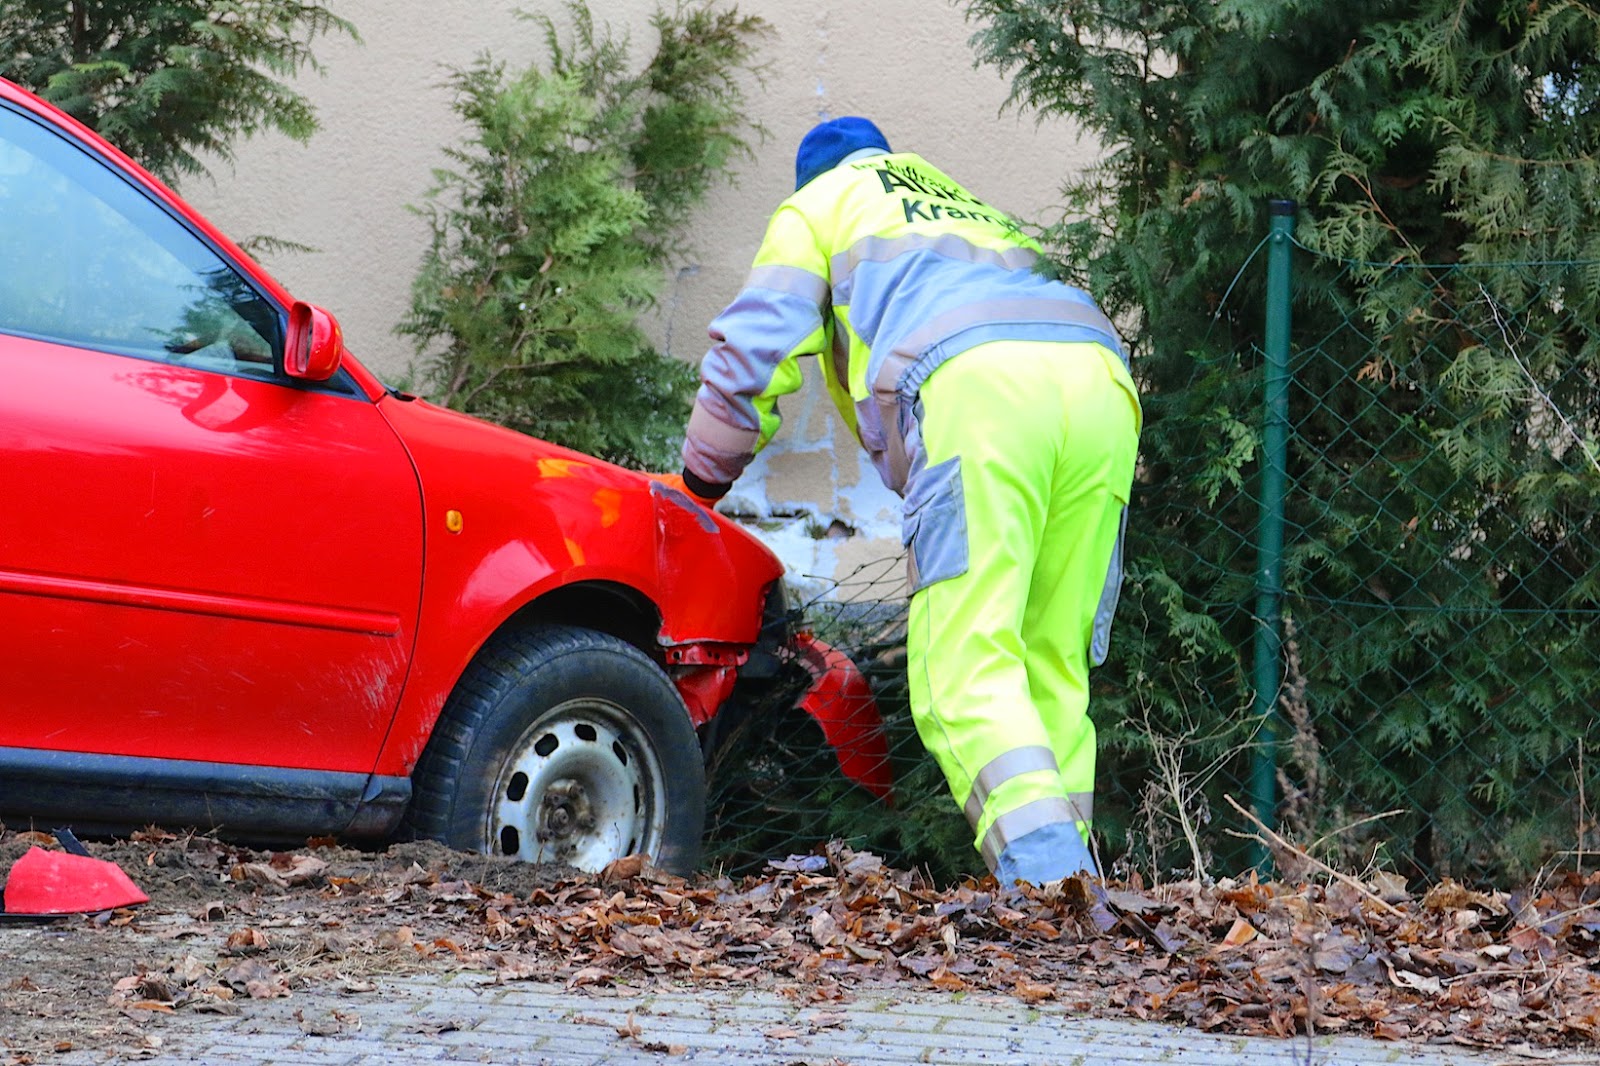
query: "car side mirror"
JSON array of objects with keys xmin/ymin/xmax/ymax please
[{"xmin": 285, "ymin": 302, "xmax": 343, "ymax": 381}]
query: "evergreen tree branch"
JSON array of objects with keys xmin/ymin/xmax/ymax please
[{"xmin": 400, "ymin": 1, "xmax": 766, "ymax": 470}]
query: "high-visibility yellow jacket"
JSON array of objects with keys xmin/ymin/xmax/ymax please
[{"xmin": 683, "ymin": 151, "xmax": 1125, "ymax": 495}]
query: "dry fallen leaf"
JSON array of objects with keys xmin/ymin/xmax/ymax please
[
  {"xmin": 1384, "ymin": 962, "xmax": 1443, "ymax": 996},
  {"xmin": 599, "ymin": 854, "xmax": 649, "ymax": 884},
  {"xmin": 268, "ymin": 853, "xmax": 329, "ymax": 885},
  {"xmin": 1421, "ymin": 880, "xmax": 1506, "ymax": 916},
  {"xmin": 1218, "ymin": 918, "xmax": 1259, "ymax": 951},
  {"xmin": 134, "ymin": 976, "xmax": 178, "ymax": 1003},
  {"xmin": 1015, "ymin": 979, "xmax": 1056, "ymax": 1003},
  {"xmin": 296, "ymin": 1009, "xmax": 359, "ymax": 1036},
  {"xmin": 375, "ymin": 925, "xmax": 415, "ymax": 951},
  {"xmin": 639, "ymin": 1041, "xmax": 686, "ymax": 1056},
  {"xmin": 223, "ymin": 928, "xmax": 269, "ymax": 955},
  {"xmin": 218, "ymin": 959, "xmax": 286, "ymax": 999},
  {"xmin": 568, "ymin": 966, "xmax": 613, "ymax": 989},
  {"xmin": 811, "ymin": 910, "xmax": 843, "ymax": 948},
  {"xmin": 1312, "ymin": 937, "xmax": 1356, "ymax": 974},
  {"xmin": 173, "ymin": 955, "xmax": 209, "ymax": 986},
  {"xmin": 1367, "ymin": 870, "xmax": 1410, "ymax": 905},
  {"xmin": 243, "ymin": 978, "xmax": 289, "ymax": 1000}
]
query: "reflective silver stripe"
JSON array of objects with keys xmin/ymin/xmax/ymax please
[
  {"xmin": 858, "ymin": 298, "xmax": 1124, "ymax": 495},
  {"xmin": 962, "ymin": 746, "xmax": 1058, "ymax": 827},
  {"xmin": 688, "ymin": 399, "xmax": 760, "ymax": 450},
  {"xmin": 865, "ymin": 349, "xmax": 917, "ymax": 492},
  {"xmin": 886, "ymin": 298, "xmax": 1121, "ymax": 387},
  {"xmin": 830, "ymin": 319, "xmax": 851, "ymax": 394},
  {"xmin": 978, "ymin": 794, "xmax": 1095, "ymax": 870},
  {"xmin": 830, "ymin": 233, "xmax": 1038, "ymax": 286},
  {"xmin": 1090, "ymin": 505, "xmax": 1129, "ymax": 666},
  {"xmin": 979, "ymin": 797, "xmax": 1074, "ymax": 872},
  {"xmin": 745, "ymin": 264, "xmax": 830, "ymax": 305},
  {"xmin": 684, "ymin": 401, "xmax": 760, "ymax": 487},
  {"xmin": 871, "ymin": 349, "xmax": 917, "ymax": 400}
]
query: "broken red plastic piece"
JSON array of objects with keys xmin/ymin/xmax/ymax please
[
  {"xmin": 1, "ymin": 846, "xmax": 149, "ymax": 915},
  {"xmin": 673, "ymin": 664, "xmax": 740, "ymax": 728},
  {"xmin": 792, "ymin": 633, "xmax": 893, "ymax": 802}
]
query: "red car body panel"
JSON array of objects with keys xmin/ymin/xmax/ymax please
[
  {"xmin": 0, "ymin": 331, "xmax": 425, "ymax": 772},
  {"xmin": 366, "ymin": 395, "xmax": 781, "ymax": 776}
]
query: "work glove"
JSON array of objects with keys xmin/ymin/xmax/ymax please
[{"xmin": 647, "ymin": 471, "xmax": 725, "ymax": 509}]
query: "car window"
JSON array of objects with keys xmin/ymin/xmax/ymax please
[{"xmin": 0, "ymin": 105, "xmax": 281, "ymax": 375}]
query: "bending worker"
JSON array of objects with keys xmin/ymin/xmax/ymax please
[{"xmin": 671, "ymin": 117, "xmax": 1142, "ymax": 885}]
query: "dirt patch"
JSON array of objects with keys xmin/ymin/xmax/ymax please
[
  {"xmin": 1, "ymin": 830, "xmax": 574, "ymax": 1062},
  {"xmin": 81, "ymin": 834, "xmax": 569, "ymax": 910},
  {"xmin": 5, "ymin": 829, "xmax": 1600, "ymax": 1063}
]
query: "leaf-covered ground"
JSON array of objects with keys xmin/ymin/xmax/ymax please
[{"xmin": 3, "ymin": 829, "xmax": 1599, "ymax": 1062}]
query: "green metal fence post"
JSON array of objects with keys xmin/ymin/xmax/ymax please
[{"xmin": 1250, "ymin": 200, "xmax": 1295, "ymax": 871}]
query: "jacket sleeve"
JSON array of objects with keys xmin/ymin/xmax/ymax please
[{"xmin": 682, "ymin": 203, "xmax": 831, "ymax": 489}]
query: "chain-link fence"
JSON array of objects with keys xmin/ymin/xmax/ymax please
[{"xmin": 705, "ymin": 207, "xmax": 1600, "ymax": 889}]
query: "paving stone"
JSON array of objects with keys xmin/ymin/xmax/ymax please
[
  {"xmin": 203, "ymin": 1046, "xmax": 357, "ymax": 1065},
  {"xmin": 83, "ymin": 974, "xmax": 1518, "ymax": 1066}
]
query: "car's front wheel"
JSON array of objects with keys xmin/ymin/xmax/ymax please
[{"xmin": 405, "ymin": 625, "xmax": 705, "ymax": 875}]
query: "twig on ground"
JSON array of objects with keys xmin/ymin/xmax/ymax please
[
  {"xmin": 1304, "ymin": 809, "xmax": 1409, "ymax": 856},
  {"xmin": 1222, "ymin": 795, "xmax": 1403, "ymax": 917}
]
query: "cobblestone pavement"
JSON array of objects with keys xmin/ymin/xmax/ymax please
[{"xmin": 55, "ymin": 973, "xmax": 1533, "ymax": 1066}]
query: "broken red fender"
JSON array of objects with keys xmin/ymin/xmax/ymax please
[{"xmin": 793, "ymin": 633, "xmax": 893, "ymax": 802}]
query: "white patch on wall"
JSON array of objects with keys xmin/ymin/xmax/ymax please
[{"xmin": 719, "ymin": 424, "xmax": 903, "ymax": 604}]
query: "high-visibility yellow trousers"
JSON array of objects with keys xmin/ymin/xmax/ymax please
[{"xmin": 903, "ymin": 339, "xmax": 1141, "ymax": 875}]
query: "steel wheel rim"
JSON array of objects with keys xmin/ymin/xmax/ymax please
[{"xmin": 487, "ymin": 697, "xmax": 666, "ymax": 871}]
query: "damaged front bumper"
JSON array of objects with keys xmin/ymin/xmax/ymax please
[{"xmin": 787, "ymin": 630, "xmax": 893, "ymax": 802}]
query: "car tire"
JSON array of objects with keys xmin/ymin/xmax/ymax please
[{"xmin": 405, "ymin": 625, "xmax": 705, "ymax": 875}]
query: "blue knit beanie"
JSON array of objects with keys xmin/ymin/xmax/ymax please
[{"xmin": 794, "ymin": 117, "xmax": 891, "ymax": 191}]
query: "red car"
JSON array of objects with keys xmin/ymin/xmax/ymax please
[{"xmin": 0, "ymin": 77, "xmax": 886, "ymax": 874}]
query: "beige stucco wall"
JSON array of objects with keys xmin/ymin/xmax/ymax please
[{"xmin": 185, "ymin": 0, "xmax": 1095, "ymax": 590}]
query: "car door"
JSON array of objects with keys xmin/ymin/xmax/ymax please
[{"xmin": 0, "ymin": 99, "xmax": 424, "ymax": 800}]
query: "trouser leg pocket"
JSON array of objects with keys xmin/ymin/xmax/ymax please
[{"xmin": 902, "ymin": 456, "xmax": 968, "ymax": 594}]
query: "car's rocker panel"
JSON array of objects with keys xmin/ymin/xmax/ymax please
[{"xmin": 0, "ymin": 745, "xmax": 412, "ymax": 840}]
